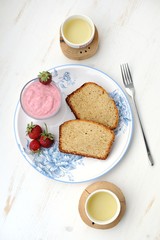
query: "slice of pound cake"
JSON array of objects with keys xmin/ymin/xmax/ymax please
[
  {"xmin": 66, "ymin": 82, "xmax": 119, "ymax": 129},
  {"xmin": 59, "ymin": 119, "xmax": 115, "ymax": 160}
]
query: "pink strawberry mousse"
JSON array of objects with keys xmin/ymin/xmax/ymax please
[{"xmin": 21, "ymin": 80, "xmax": 61, "ymax": 119}]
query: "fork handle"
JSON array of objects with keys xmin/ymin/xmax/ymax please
[{"xmin": 133, "ymin": 98, "xmax": 154, "ymax": 166}]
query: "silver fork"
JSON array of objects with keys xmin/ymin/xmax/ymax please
[{"xmin": 120, "ymin": 63, "xmax": 154, "ymax": 166}]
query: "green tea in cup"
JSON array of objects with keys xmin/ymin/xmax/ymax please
[{"xmin": 85, "ymin": 189, "xmax": 121, "ymax": 225}]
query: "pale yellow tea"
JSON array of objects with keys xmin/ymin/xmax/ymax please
[
  {"xmin": 63, "ymin": 18, "xmax": 92, "ymax": 44},
  {"xmin": 87, "ymin": 191, "xmax": 118, "ymax": 221}
]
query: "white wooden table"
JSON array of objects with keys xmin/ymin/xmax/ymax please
[{"xmin": 1, "ymin": 0, "xmax": 160, "ymax": 239}]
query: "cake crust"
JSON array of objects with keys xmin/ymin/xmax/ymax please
[
  {"xmin": 59, "ymin": 119, "xmax": 115, "ymax": 160},
  {"xmin": 66, "ymin": 82, "xmax": 119, "ymax": 129}
]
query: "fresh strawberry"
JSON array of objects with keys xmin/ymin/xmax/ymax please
[
  {"xmin": 26, "ymin": 122, "xmax": 42, "ymax": 139},
  {"xmin": 29, "ymin": 139, "xmax": 41, "ymax": 152},
  {"xmin": 38, "ymin": 71, "xmax": 52, "ymax": 85},
  {"xmin": 39, "ymin": 123, "xmax": 54, "ymax": 148}
]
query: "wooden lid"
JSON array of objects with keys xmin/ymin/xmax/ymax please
[
  {"xmin": 60, "ymin": 26, "xmax": 99, "ymax": 60},
  {"xmin": 78, "ymin": 181, "xmax": 126, "ymax": 229}
]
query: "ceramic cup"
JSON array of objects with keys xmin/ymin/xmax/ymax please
[
  {"xmin": 61, "ymin": 14, "xmax": 95, "ymax": 48},
  {"xmin": 85, "ymin": 189, "xmax": 121, "ymax": 225}
]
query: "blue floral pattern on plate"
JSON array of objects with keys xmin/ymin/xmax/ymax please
[
  {"xmin": 110, "ymin": 89, "xmax": 131, "ymax": 135},
  {"xmin": 24, "ymin": 141, "xmax": 83, "ymax": 181},
  {"xmin": 53, "ymin": 70, "xmax": 75, "ymax": 90}
]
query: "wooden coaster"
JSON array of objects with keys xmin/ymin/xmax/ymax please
[
  {"xmin": 60, "ymin": 26, "xmax": 99, "ymax": 60},
  {"xmin": 78, "ymin": 181, "xmax": 126, "ymax": 229}
]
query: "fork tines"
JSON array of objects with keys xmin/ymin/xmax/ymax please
[{"xmin": 120, "ymin": 63, "xmax": 133, "ymax": 86}]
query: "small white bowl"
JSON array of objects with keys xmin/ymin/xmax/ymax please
[
  {"xmin": 61, "ymin": 15, "xmax": 95, "ymax": 49},
  {"xmin": 85, "ymin": 189, "xmax": 121, "ymax": 225}
]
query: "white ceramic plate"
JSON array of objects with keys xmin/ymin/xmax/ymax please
[{"xmin": 14, "ymin": 64, "xmax": 133, "ymax": 183}]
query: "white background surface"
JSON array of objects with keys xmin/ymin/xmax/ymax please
[{"xmin": 0, "ymin": 0, "xmax": 160, "ymax": 239}]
